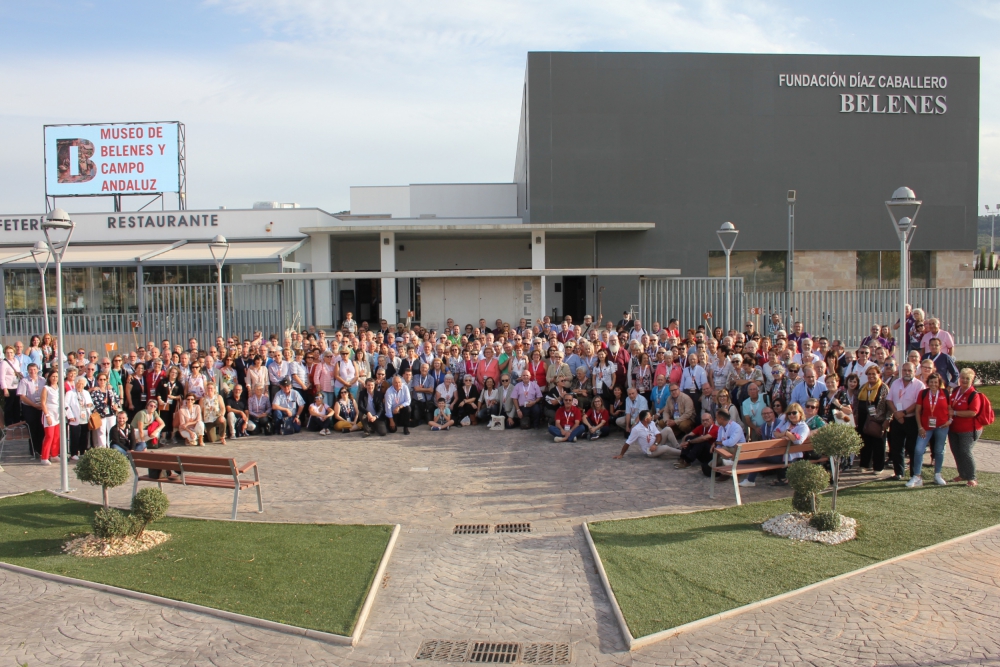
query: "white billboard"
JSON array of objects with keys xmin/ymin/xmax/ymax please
[{"xmin": 44, "ymin": 122, "xmax": 181, "ymax": 197}]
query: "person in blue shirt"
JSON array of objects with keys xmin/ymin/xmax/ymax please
[
  {"xmin": 649, "ymin": 375, "xmax": 670, "ymax": 416},
  {"xmin": 271, "ymin": 378, "xmax": 304, "ymax": 434},
  {"xmin": 790, "ymin": 367, "xmax": 825, "ymax": 406}
]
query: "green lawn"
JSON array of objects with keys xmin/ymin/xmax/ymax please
[
  {"xmin": 0, "ymin": 492, "xmax": 393, "ymax": 636},
  {"xmin": 589, "ymin": 468, "xmax": 1000, "ymax": 638},
  {"xmin": 981, "ymin": 386, "xmax": 1000, "ymax": 441}
]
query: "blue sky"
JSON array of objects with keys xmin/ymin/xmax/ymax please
[{"xmin": 0, "ymin": 0, "xmax": 997, "ymax": 213}]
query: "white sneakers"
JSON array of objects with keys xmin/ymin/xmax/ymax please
[
  {"xmin": 739, "ymin": 479, "xmax": 755, "ymax": 487},
  {"xmin": 934, "ymin": 473, "xmax": 947, "ymax": 486},
  {"xmin": 905, "ymin": 476, "xmax": 923, "ymax": 488},
  {"xmin": 39, "ymin": 459, "xmax": 51, "ymax": 465},
  {"xmin": 723, "ymin": 459, "xmax": 733, "ymax": 466}
]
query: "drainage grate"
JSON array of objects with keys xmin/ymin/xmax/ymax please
[
  {"xmin": 416, "ymin": 640, "xmax": 470, "ymax": 662},
  {"xmin": 521, "ymin": 643, "xmax": 571, "ymax": 665},
  {"xmin": 454, "ymin": 524, "xmax": 491, "ymax": 535},
  {"xmin": 494, "ymin": 523, "xmax": 531, "ymax": 534},
  {"xmin": 468, "ymin": 641, "xmax": 520, "ymax": 663}
]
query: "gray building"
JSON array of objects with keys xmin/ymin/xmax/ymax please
[{"xmin": 514, "ymin": 52, "xmax": 980, "ymax": 311}]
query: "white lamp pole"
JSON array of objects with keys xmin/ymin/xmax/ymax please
[
  {"xmin": 786, "ymin": 190, "xmax": 796, "ymax": 291},
  {"xmin": 208, "ymin": 235, "xmax": 230, "ymax": 342},
  {"xmin": 885, "ymin": 188, "xmax": 922, "ymax": 372},
  {"xmin": 43, "ymin": 209, "xmax": 76, "ymax": 494},
  {"xmin": 716, "ymin": 221, "xmax": 739, "ymax": 334},
  {"xmin": 30, "ymin": 240, "xmax": 52, "ymax": 336}
]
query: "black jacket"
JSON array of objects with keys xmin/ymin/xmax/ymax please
[{"xmin": 357, "ymin": 386, "xmax": 386, "ymax": 419}]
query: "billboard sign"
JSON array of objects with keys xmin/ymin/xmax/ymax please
[{"xmin": 44, "ymin": 122, "xmax": 180, "ymax": 197}]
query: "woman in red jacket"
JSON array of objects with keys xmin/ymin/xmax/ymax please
[
  {"xmin": 948, "ymin": 368, "xmax": 981, "ymax": 487},
  {"xmin": 909, "ymin": 372, "xmax": 950, "ymax": 488}
]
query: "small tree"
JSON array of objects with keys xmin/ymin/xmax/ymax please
[
  {"xmin": 809, "ymin": 423, "xmax": 863, "ymax": 513},
  {"xmin": 75, "ymin": 448, "xmax": 130, "ymax": 509},
  {"xmin": 92, "ymin": 507, "xmax": 137, "ymax": 539},
  {"xmin": 131, "ymin": 488, "xmax": 170, "ymax": 538},
  {"xmin": 786, "ymin": 460, "xmax": 830, "ymax": 514}
]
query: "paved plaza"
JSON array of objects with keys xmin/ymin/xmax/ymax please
[{"xmin": 1, "ymin": 428, "xmax": 999, "ymax": 666}]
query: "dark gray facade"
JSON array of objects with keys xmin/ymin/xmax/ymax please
[{"xmin": 514, "ymin": 52, "xmax": 980, "ymax": 310}]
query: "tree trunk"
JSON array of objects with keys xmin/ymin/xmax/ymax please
[
  {"xmin": 830, "ymin": 456, "xmax": 840, "ymax": 513},
  {"xmin": 102, "ymin": 486, "xmax": 109, "ymax": 509}
]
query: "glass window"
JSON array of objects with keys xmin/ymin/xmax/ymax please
[
  {"xmin": 856, "ymin": 251, "xmax": 930, "ymax": 289},
  {"xmin": 708, "ymin": 251, "xmax": 786, "ymax": 292}
]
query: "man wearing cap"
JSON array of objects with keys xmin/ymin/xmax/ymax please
[{"xmin": 271, "ymin": 377, "xmax": 304, "ymax": 435}]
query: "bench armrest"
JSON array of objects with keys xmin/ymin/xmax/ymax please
[
  {"xmin": 237, "ymin": 461, "xmax": 259, "ymax": 474},
  {"xmin": 714, "ymin": 447, "xmax": 734, "ymax": 459}
]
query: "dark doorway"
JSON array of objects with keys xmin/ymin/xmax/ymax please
[
  {"xmin": 562, "ymin": 276, "xmax": 587, "ymax": 324},
  {"xmin": 354, "ymin": 279, "xmax": 381, "ymax": 327},
  {"xmin": 339, "ymin": 290, "xmax": 356, "ymax": 329}
]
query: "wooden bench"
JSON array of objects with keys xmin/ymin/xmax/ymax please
[
  {"xmin": 128, "ymin": 451, "xmax": 263, "ymax": 520},
  {"xmin": 709, "ymin": 438, "xmax": 826, "ymax": 506}
]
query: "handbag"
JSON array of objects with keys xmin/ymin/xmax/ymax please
[
  {"xmin": 862, "ymin": 416, "xmax": 886, "ymax": 438},
  {"xmin": 88, "ymin": 410, "xmax": 103, "ymax": 430}
]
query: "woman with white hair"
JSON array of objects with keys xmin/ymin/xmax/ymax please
[{"xmin": 65, "ymin": 377, "xmax": 94, "ymax": 461}]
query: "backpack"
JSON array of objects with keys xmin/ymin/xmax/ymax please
[{"xmin": 971, "ymin": 389, "xmax": 995, "ymax": 435}]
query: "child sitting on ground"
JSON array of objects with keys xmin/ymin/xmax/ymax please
[{"xmin": 430, "ymin": 397, "xmax": 454, "ymax": 431}]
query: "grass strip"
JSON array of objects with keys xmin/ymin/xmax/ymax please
[
  {"xmin": 589, "ymin": 467, "xmax": 1000, "ymax": 638},
  {"xmin": 0, "ymin": 491, "xmax": 393, "ymax": 636},
  {"xmin": 980, "ymin": 386, "xmax": 999, "ymax": 441}
]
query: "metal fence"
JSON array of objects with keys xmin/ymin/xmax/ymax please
[
  {"xmin": 2, "ymin": 283, "xmax": 287, "ymax": 352},
  {"xmin": 142, "ymin": 283, "xmax": 283, "ymax": 345},
  {"xmin": 640, "ymin": 278, "xmax": 1000, "ymax": 347}
]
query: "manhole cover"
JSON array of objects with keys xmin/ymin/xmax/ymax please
[
  {"xmin": 522, "ymin": 642, "xmax": 571, "ymax": 665},
  {"xmin": 468, "ymin": 641, "xmax": 520, "ymax": 663},
  {"xmin": 494, "ymin": 523, "xmax": 531, "ymax": 534},
  {"xmin": 454, "ymin": 524, "xmax": 490, "ymax": 535},
  {"xmin": 416, "ymin": 639, "xmax": 470, "ymax": 661}
]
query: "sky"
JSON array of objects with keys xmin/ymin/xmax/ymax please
[{"xmin": 0, "ymin": 0, "xmax": 998, "ymax": 214}]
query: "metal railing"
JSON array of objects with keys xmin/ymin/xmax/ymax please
[
  {"xmin": 975, "ymin": 270, "xmax": 1000, "ymax": 279},
  {"xmin": 2, "ymin": 283, "xmax": 285, "ymax": 351},
  {"xmin": 640, "ymin": 279, "xmax": 1000, "ymax": 347}
]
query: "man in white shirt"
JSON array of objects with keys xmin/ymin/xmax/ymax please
[
  {"xmin": 384, "ymin": 374, "xmax": 412, "ymax": 435},
  {"xmin": 616, "ymin": 387, "xmax": 649, "ymax": 434},
  {"xmin": 843, "ymin": 346, "xmax": 876, "ymax": 380},
  {"xmin": 613, "ymin": 410, "xmax": 668, "ymax": 458},
  {"xmin": 628, "ymin": 320, "xmax": 647, "ymax": 343},
  {"xmin": 886, "ymin": 362, "xmax": 925, "ymax": 481},
  {"xmin": 791, "ymin": 338, "xmax": 817, "ymax": 367}
]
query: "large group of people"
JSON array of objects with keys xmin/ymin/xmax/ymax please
[{"xmin": 0, "ymin": 305, "xmax": 989, "ymax": 489}]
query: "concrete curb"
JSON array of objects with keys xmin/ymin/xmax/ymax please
[
  {"xmin": 0, "ymin": 517, "xmax": 401, "ymax": 647},
  {"xmin": 585, "ymin": 520, "xmax": 1000, "ymax": 652}
]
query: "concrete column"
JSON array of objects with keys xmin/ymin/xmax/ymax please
[
  {"xmin": 380, "ymin": 232, "xmax": 396, "ymax": 322},
  {"xmin": 310, "ymin": 233, "xmax": 333, "ymax": 327},
  {"xmin": 532, "ymin": 231, "xmax": 545, "ymax": 327}
]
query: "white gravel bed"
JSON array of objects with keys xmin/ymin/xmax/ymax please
[{"xmin": 761, "ymin": 512, "xmax": 857, "ymax": 545}]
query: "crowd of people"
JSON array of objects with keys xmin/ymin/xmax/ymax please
[{"xmin": 0, "ymin": 305, "xmax": 990, "ymax": 489}]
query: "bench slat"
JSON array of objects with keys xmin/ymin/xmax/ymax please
[{"xmin": 135, "ymin": 475, "xmax": 259, "ymax": 489}]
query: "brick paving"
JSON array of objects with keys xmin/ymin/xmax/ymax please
[{"xmin": 1, "ymin": 429, "xmax": 999, "ymax": 666}]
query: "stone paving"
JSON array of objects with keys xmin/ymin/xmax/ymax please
[{"xmin": 1, "ymin": 427, "xmax": 999, "ymax": 666}]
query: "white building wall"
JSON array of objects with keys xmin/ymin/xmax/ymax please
[
  {"xmin": 419, "ymin": 277, "xmax": 540, "ymax": 331},
  {"xmin": 409, "ymin": 184, "xmax": 517, "ymax": 218},
  {"xmin": 350, "ymin": 186, "xmax": 410, "ymax": 217}
]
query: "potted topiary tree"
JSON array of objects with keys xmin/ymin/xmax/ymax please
[
  {"xmin": 786, "ymin": 459, "xmax": 830, "ymax": 514},
  {"xmin": 75, "ymin": 448, "xmax": 130, "ymax": 509},
  {"xmin": 808, "ymin": 423, "xmax": 863, "ymax": 513}
]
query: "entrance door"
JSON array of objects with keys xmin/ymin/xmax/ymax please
[
  {"xmin": 353, "ymin": 279, "xmax": 382, "ymax": 327},
  {"xmin": 562, "ymin": 276, "xmax": 587, "ymax": 324}
]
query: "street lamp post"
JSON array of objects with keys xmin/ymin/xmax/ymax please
[
  {"xmin": 30, "ymin": 241, "xmax": 52, "ymax": 335},
  {"xmin": 208, "ymin": 235, "xmax": 230, "ymax": 342},
  {"xmin": 787, "ymin": 190, "xmax": 796, "ymax": 291},
  {"xmin": 885, "ymin": 187, "xmax": 922, "ymax": 372},
  {"xmin": 987, "ymin": 204, "xmax": 998, "ymax": 268},
  {"xmin": 716, "ymin": 221, "xmax": 739, "ymax": 334},
  {"xmin": 42, "ymin": 209, "xmax": 76, "ymax": 494}
]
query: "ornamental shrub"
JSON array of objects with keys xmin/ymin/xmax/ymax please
[
  {"xmin": 792, "ymin": 490, "xmax": 815, "ymax": 513},
  {"xmin": 955, "ymin": 361, "xmax": 1000, "ymax": 386},
  {"xmin": 809, "ymin": 511, "xmax": 842, "ymax": 533},
  {"xmin": 75, "ymin": 448, "xmax": 130, "ymax": 508},
  {"xmin": 131, "ymin": 488, "xmax": 170, "ymax": 538},
  {"xmin": 786, "ymin": 460, "xmax": 829, "ymax": 514},
  {"xmin": 810, "ymin": 423, "xmax": 863, "ymax": 512},
  {"xmin": 92, "ymin": 507, "xmax": 137, "ymax": 539}
]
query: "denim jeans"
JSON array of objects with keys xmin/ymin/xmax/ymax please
[
  {"xmin": 912, "ymin": 425, "xmax": 948, "ymax": 476},
  {"xmin": 111, "ymin": 442, "xmax": 146, "ymax": 456},
  {"xmin": 548, "ymin": 424, "xmax": 586, "ymax": 442}
]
